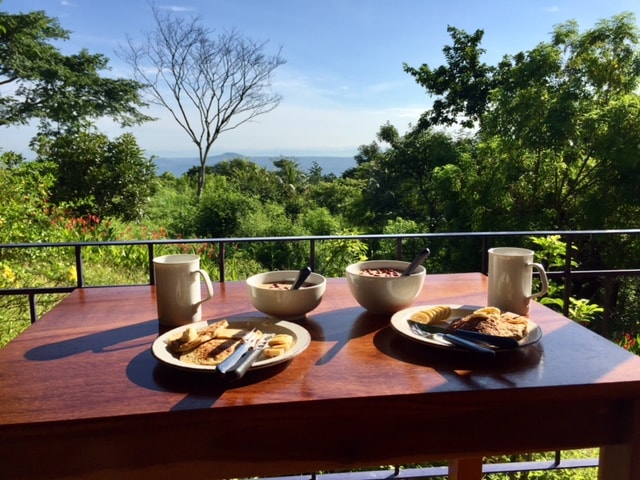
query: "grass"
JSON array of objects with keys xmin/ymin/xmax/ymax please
[{"xmin": 484, "ymin": 450, "xmax": 598, "ymax": 479}]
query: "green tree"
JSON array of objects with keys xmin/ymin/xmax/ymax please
[
  {"xmin": 308, "ymin": 161, "xmax": 324, "ymax": 184},
  {"xmin": 272, "ymin": 157, "xmax": 306, "ymax": 193},
  {"xmin": 211, "ymin": 158, "xmax": 279, "ymax": 203},
  {"xmin": 0, "ymin": 10, "xmax": 152, "ymax": 136},
  {"xmin": 347, "ymin": 123, "xmax": 468, "ymax": 231},
  {"xmin": 0, "ymin": 153, "xmax": 55, "ymax": 243},
  {"xmin": 403, "ymin": 26, "xmax": 496, "ymax": 129},
  {"xmin": 36, "ymin": 132, "xmax": 156, "ymax": 221},
  {"xmin": 144, "ymin": 174, "xmax": 199, "ymax": 237},
  {"xmin": 308, "ymin": 177, "xmax": 366, "ymax": 225},
  {"xmin": 194, "ymin": 175, "xmax": 262, "ymax": 237},
  {"xmin": 347, "ymin": 133, "xmax": 401, "ymax": 230},
  {"xmin": 404, "ymin": 12, "xmax": 640, "ymax": 231},
  {"xmin": 271, "ymin": 157, "xmax": 309, "ymax": 219}
]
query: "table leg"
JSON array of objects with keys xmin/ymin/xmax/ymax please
[
  {"xmin": 598, "ymin": 398, "xmax": 640, "ymax": 480},
  {"xmin": 448, "ymin": 457, "xmax": 483, "ymax": 480}
]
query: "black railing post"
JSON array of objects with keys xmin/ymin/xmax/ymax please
[
  {"xmin": 148, "ymin": 243, "xmax": 155, "ymax": 284},
  {"xmin": 396, "ymin": 237, "xmax": 403, "ymax": 260},
  {"xmin": 603, "ymin": 276, "xmax": 612, "ymax": 336},
  {"xmin": 218, "ymin": 241, "xmax": 226, "ymax": 282},
  {"xmin": 29, "ymin": 293, "xmax": 37, "ymax": 324},
  {"xmin": 310, "ymin": 239, "xmax": 316, "ymax": 271},
  {"xmin": 74, "ymin": 245, "xmax": 85, "ymax": 287},
  {"xmin": 553, "ymin": 449, "xmax": 562, "ymax": 466},
  {"xmin": 563, "ymin": 236, "xmax": 574, "ymax": 318},
  {"xmin": 481, "ymin": 236, "xmax": 490, "ymax": 274}
]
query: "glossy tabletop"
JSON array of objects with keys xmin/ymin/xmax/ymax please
[{"xmin": 1, "ymin": 273, "xmax": 639, "ymax": 480}]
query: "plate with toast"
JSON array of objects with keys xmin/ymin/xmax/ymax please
[
  {"xmin": 391, "ymin": 304, "xmax": 542, "ymax": 352},
  {"xmin": 152, "ymin": 318, "xmax": 311, "ymax": 371}
]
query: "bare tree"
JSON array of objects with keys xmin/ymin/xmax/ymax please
[{"xmin": 118, "ymin": 6, "xmax": 285, "ymax": 197}]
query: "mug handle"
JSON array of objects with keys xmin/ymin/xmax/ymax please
[
  {"xmin": 528, "ymin": 262, "xmax": 549, "ymax": 299},
  {"xmin": 194, "ymin": 269, "xmax": 214, "ymax": 305}
]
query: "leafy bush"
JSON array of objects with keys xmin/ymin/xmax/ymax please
[{"xmin": 35, "ymin": 132, "xmax": 156, "ymax": 221}]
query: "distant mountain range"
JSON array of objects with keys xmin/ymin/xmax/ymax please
[{"xmin": 154, "ymin": 152, "xmax": 356, "ymax": 177}]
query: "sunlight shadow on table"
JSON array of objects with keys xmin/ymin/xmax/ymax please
[
  {"xmin": 374, "ymin": 325, "xmax": 544, "ymax": 389},
  {"xmin": 126, "ymin": 345, "xmax": 291, "ymax": 411},
  {"xmin": 24, "ymin": 320, "xmax": 158, "ymax": 361},
  {"xmin": 299, "ymin": 307, "xmax": 388, "ymax": 365}
]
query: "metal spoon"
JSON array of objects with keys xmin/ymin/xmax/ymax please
[
  {"xmin": 291, "ymin": 266, "xmax": 312, "ymax": 290},
  {"xmin": 402, "ymin": 248, "xmax": 431, "ymax": 276}
]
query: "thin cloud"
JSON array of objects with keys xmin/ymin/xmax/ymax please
[{"xmin": 157, "ymin": 5, "xmax": 196, "ymax": 13}]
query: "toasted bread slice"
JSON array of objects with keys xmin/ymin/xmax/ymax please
[
  {"xmin": 167, "ymin": 319, "xmax": 229, "ymax": 353},
  {"xmin": 179, "ymin": 337, "xmax": 241, "ymax": 366}
]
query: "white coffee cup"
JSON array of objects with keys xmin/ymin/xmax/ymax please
[
  {"xmin": 153, "ymin": 254, "xmax": 214, "ymax": 327},
  {"xmin": 487, "ymin": 247, "xmax": 549, "ymax": 315}
]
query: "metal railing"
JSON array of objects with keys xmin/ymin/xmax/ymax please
[{"xmin": 3, "ymin": 229, "xmax": 640, "ymax": 323}]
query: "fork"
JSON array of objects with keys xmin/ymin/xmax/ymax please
[
  {"xmin": 218, "ymin": 333, "xmax": 275, "ymax": 381},
  {"xmin": 216, "ymin": 328, "xmax": 260, "ymax": 375}
]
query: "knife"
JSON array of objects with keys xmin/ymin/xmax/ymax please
[
  {"xmin": 407, "ymin": 320, "xmax": 520, "ymax": 349},
  {"xmin": 216, "ymin": 333, "xmax": 274, "ymax": 381},
  {"xmin": 436, "ymin": 331, "xmax": 496, "ymax": 357},
  {"xmin": 215, "ymin": 329, "xmax": 260, "ymax": 377}
]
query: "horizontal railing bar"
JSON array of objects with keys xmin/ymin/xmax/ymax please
[
  {"xmin": 257, "ymin": 457, "xmax": 598, "ymax": 480},
  {"xmin": 0, "ymin": 287, "xmax": 77, "ymax": 296},
  {"xmin": 3, "ymin": 268, "xmax": 638, "ymax": 298},
  {"xmin": 3, "ymin": 229, "xmax": 640, "ymax": 324},
  {"xmin": 2, "ymin": 228, "xmax": 640, "ymax": 250}
]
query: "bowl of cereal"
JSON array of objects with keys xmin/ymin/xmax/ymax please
[
  {"xmin": 345, "ymin": 260, "xmax": 426, "ymax": 315},
  {"xmin": 246, "ymin": 270, "xmax": 326, "ymax": 320}
]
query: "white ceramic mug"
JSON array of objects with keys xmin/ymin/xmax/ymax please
[
  {"xmin": 487, "ymin": 247, "xmax": 549, "ymax": 315},
  {"xmin": 153, "ymin": 254, "xmax": 214, "ymax": 327}
]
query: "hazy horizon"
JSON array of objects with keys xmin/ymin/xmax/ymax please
[{"xmin": 154, "ymin": 152, "xmax": 357, "ymax": 177}]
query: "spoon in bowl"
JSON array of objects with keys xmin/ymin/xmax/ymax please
[
  {"xmin": 291, "ymin": 266, "xmax": 312, "ymax": 290},
  {"xmin": 402, "ymin": 248, "xmax": 431, "ymax": 276}
]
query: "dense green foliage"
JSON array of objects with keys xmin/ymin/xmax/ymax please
[
  {"xmin": 0, "ymin": 8, "xmax": 157, "ymax": 221},
  {"xmin": 0, "ymin": 10, "xmax": 152, "ymax": 135},
  {"xmin": 404, "ymin": 13, "xmax": 640, "ymax": 231},
  {"xmin": 34, "ymin": 131, "xmax": 157, "ymax": 221}
]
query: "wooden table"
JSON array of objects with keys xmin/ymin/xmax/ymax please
[{"xmin": 1, "ymin": 273, "xmax": 640, "ymax": 480}]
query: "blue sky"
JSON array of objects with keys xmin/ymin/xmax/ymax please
[{"xmin": 2, "ymin": 0, "xmax": 640, "ymax": 159}]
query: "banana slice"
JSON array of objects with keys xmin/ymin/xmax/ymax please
[
  {"xmin": 269, "ymin": 334, "xmax": 294, "ymax": 349},
  {"xmin": 263, "ymin": 346, "xmax": 287, "ymax": 358},
  {"xmin": 474, "ymin": 306, "xmax": 501, "ymax": 316},
  {"xmin": 410, "ymin": 305, "xmax": 452, "ymax": 324}
]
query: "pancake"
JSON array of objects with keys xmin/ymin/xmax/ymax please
[
  {"xmin": 179, "ymin": 337, "xmax": 242, "ymax": 366},
  {"xmin": 166, "ymin": 319, "xmax": 229, "ymax": 353},
  {"xmin": 449, "ymin": 308, "xmax": 528, "ymax": 340}
]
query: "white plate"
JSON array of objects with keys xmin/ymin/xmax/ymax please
[
  {"xmin": 152, "ymin": 318, "xmax": 311, "ymax": 371},
  {"xmin": 390, "ymin": 304, "xmax": 543, "ymax": 351}
]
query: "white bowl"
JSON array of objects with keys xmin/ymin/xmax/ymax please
[
  {"xmin": 246, "ymin": 270, "xmax": 326, "ymax": 320},
  {"xmin": 345, "ymin": 260, "xmax": 426, "ymax": 315}
]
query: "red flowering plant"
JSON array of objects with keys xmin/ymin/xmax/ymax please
[{"xmin": 618, "ymin": 333, "xmax": 640, "ymax": 355}]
